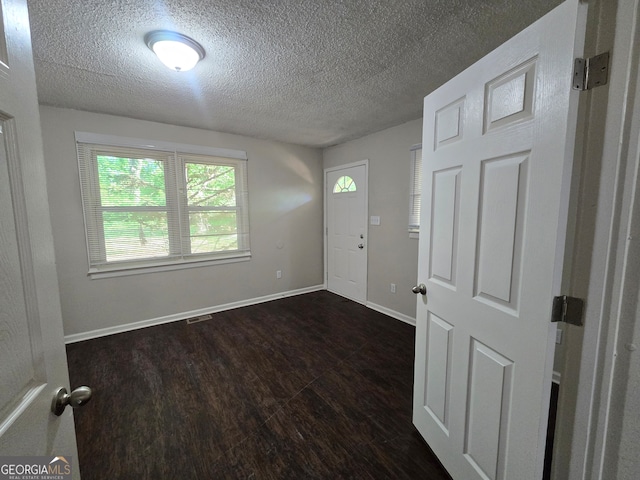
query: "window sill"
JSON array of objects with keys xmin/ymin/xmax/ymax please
[{"xmin": 88, "ymin": 253, "xmax": 251, "ymax": 279}]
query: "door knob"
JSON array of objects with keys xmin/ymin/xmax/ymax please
[
  {"xmin": 412, "ymin": 283, "xmax": 427, "ymax": 295},
  {"xmin": 358, "ymin": 243, "xmax": 364, "ymax": 249},
  {"xmin": 51, "ymin": 386, "xmax": 93, "ymax": 416}
]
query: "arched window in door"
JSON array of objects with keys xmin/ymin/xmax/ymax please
[{"xmin": 333, "ymin": 175, "xmax": 357, "ymax": 193}]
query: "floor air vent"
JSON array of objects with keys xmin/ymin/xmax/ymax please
[{"xmin": 186, "ymin": 313, "xmax": 214, "ymax": 324}]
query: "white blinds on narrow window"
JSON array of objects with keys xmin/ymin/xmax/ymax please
[
  {"xmin": 76, "ymin": 135, "xmax": 250, "ymax": 273},
  {"xmin": 409, "ymin": 145, "xmax": 422, "ymax": 232}
]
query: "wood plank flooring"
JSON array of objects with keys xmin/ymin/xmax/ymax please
[{"xmin": 66, "ymin": 291, "xmax": 452, "ymax": 479}]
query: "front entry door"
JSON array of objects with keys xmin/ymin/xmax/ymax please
[
  {"xmin": 326, "ymin": 163, "xmax": 368, "ymax": 303},
  {"xmin": 0, "ymin": 0, "xmax": 79, "ymax": 470},
  {"xmin": 413, "ymin": 1, "xmax": 586, "ymax": 479}
]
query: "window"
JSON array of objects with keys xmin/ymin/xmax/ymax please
[
  {"xmin": 76, "ymin": 132, "xmax": 250, "ymax": 277},
  {"xmin": 409, "ymin": 144, "xmax": 422, "ymax": 235},
  {"xmin": 333, "ymin": 175, "xmax": 357, "ymax": 193}
]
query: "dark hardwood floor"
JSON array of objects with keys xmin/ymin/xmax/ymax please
[{"xmin": 66, "ymin": 291, "xmax": 452, "ymax": 479}]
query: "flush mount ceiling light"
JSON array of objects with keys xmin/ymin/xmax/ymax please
[{"xmin": 145, "ymin": 30, "xmax": 205, "ymax": 72}]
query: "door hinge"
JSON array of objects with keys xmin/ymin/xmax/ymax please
[
  {"xmin": 551, "ymin": 295, "xmax": 584, "ymax": 326},
  {"xmin": 573, "ymin": 52, "xmax": 609, "ymax": 91}
]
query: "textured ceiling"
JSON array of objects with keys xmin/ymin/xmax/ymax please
[{"xmin": 28, "ymin": 0, "xmax": 561, "ymax": 148}]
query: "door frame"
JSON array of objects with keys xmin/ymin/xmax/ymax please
[
  {"xmin": 561, "ymin": 0, "xmax": 640, "ymax": 478},
  {"xmin": 323, "ymin": 159, "xmax": 369, "ymax": 303}
]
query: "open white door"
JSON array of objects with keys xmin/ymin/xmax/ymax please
[
  {"xmin": 326, "ymin": 162, "xmax": 368, "ymax": 303},
  {"xmin": 0, "ymin": 0, "xmax": 81, "ymax": 475},
  {"xmin": 413, "ymin": 1, "xmax": 586, "ymax": 479}
]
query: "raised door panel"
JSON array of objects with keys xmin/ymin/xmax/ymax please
[
  {"xmin": 474, "ymin": 153, "xmax": 529, "ymax": 314},
  {"xmin": 423, "ymin": 312, "xmax": 454, "ymax": 433},
  {"xmin": 435, "ymin": 98, "xmax": 465, "ymax": 150},
  {"xmin": 484, "ymin": 59, "xmax": 536, "ymax": 133},
  {"xmin": 464, "ymin": 339, "xmax": 514, "ymax": 480},
  {"xmin": 429, "ymin": 167, "xmax": 462, "ymax": 289}
]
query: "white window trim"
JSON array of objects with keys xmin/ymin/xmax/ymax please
[
  {"xmin": 74, "ymin": 132, "xmax": 248, "ymax": 160},
  {"xmin": 75, "ymin": 132, "xmax": 250, "ymax": 278},
  {"xmin": 409, "ymin": 143, "xmax": 422, "ymax": 238},
  {"xmin": 87, "ymin": 254, "xmax": 251, "ymax": 279}
]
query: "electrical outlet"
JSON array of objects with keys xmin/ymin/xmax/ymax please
[
  {"xmin": 391, "ymin": 283, "xmax": 396, "ymax": 293},
  {"xmin": 276, "ymin": 270, "xmax": 282, "ymax": 279}
]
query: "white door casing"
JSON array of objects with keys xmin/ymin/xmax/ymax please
[
  {"xmin": 0, "ymin": 0, "xmax": 79, "ymax": 472},
  {"xmin": 413, "ymin": 1, "xmax": 585, "ymax": 479},
  {"xmin": 325, "ymin": 162, "xmax": 368, "ymax": 304}
]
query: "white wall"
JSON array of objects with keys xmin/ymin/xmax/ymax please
[
  {"xmin": 40, "ymin": 107, "xmax": 324, "ymax": 337},
  {"xmin": 323, "ymin": 119, "xmax": 422, "ymax": 320}
]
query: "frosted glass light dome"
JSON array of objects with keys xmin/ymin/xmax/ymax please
[{"xmin": 145, "ymin": 31, "xmax": 205, "ymax": 72}]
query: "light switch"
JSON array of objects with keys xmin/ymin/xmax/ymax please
[{"xmin": 370, "ymin": 216, "xmax": 380, "ymax": 225}]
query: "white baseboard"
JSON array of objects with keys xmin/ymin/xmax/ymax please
[
  {"xmin": 366, "ymin": 301, "xmax": 416, "ymax": 326},
  {"xmin": 326, "ymin": 287, "xmax": 366, "ymax": 306},
  {"xmin": 64, "ymin": 284, "xmax": 325, "ymax": 344}
]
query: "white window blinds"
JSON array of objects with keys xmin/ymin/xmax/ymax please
[
  {"xmin": 409, "ymin": 144, "xmax": 422, "ymax": 232},
  {"xmin": 76, "ymin": 133, "xmax": 250, "ymax": 274}
]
